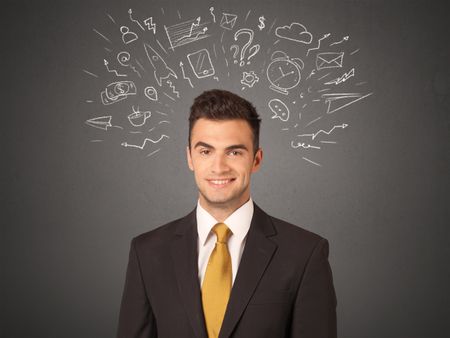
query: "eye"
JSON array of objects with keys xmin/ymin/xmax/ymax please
[
  {"xmin": 228, "ymin": 150, "xmax": 242, "ymax": 156},
  {"xmin": 199, "ymin": 149, "xmax": 210, "ymax": 156}
]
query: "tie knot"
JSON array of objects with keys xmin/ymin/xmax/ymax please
[{"xmin": 212, "ymin": 223, "xmax": 232, "ymax": 243}]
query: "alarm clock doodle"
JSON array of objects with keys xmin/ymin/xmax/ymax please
[
  {"xmin": 266, "ymin": 51, "xmax": 304, "ymax": 95},
  {"xmin": 81, "ymin": 5, "xmax": 372, "ymax": 166}
]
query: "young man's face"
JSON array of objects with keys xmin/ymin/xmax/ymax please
[{"xmin": 187, "ymin": 118, "xmax": 262, "ymax": 212}]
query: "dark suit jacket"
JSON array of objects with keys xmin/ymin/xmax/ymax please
[{"xmin": 117, "ymin": 204, "xmax": 337, "ymax": 338}]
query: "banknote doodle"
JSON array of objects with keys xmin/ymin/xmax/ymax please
[{"xmin": 82, "ymin": 6, "xmax": 372, "ymax": 165}]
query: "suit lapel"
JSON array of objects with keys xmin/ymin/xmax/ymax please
[
  {"xmin": 219, "ymin": 204, "xmax": 278, "ymax": 338},
  {"xmin": 170, "ymin": 209, "xmax": 208, "ymax": 338}
]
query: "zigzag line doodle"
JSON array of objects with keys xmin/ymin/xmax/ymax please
[
  {"xmin": 121, "ymin": 135, "xmax": 170, "ymax": 149},
  {"xmin": 296, "ymin": 123, "xmax": 348, "ymax": 140},
  {"xmin": 307, "ymin": 33, "xmax": 330, "ymax": 56}
]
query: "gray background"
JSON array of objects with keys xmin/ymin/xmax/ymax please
[{"xmin": 2, "ymin": 0, "xmax": 450, "ymax": 337}]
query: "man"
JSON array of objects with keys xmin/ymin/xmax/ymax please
[{"xmin": 117, "ymin": 89, "xmax": 337, "ymax": 338}]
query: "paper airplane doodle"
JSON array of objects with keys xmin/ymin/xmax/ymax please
[
  {"xmin": 275, "ymin": 22, "xmax": 313, "ymax": 44},
  {"xmin": 144, "ymin": 43, "xmax": 177, "ymax": 86},
  {"xmin": 220, "ymin": 13, "xmax": 238, "ymax": 30},
  {"xmin": 316, "ymin": 52, "xmax": 344, "ymax": 70},
  {"xmin": 324, "ymin": 68, "xmax": 355, "ymax": 85},
  {"xmin": 269, "ymin": 98, "xmax": 290, "ymax": 122},
  {"xmin": 101, "ymin": 81, "xmax": 136, "ymax": 105},
  {"xmin": 85, "ymin": 116, "xmax": 113, "ymax": 130},
  {"xmin": 164, "ymin": 17, "xmax": 209, "ymax": 50},
  {"xmin": 322, "ymin": 92, "xmax": 373, "ymax": 114},
  {"xmin": 187, "ymin": 49, "xmax": 215, "ymax": 78}
]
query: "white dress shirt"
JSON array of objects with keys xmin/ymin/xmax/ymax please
[{"xmin": 196, "ymin": 198, "xmax": 254, "ymax": 286}]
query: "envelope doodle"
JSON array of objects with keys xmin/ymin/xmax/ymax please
[
  {"xmin": 220, "ymin": 13, "xmax": 237, "ymax": 30},
  {"xmin": 316, "ymin": 52, "xmax": 344, "ymax": 70}
]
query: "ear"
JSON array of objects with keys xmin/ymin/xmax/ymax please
[
  {"xmin": 186, "ymin": 146, "xmax": 194, "ymax": 171},
  {"xmin": 251, "ymin": 148, "xmax": 263, "ymax": 173}
]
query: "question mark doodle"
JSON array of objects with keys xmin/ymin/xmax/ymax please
[
  {"xmin": 230, "ymin": 45, "xmax": 240, "ymax": 64},
  {"xmin": 234, "ymin": 29, "xmax": 260, "ymax": 66}
]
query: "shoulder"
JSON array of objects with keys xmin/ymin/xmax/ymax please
[
  {"xmin": 254, "ymin": 204, "xmax": 329, "ymax": 256},
  {"xmin": 131, "ymin": 209, "xmax": 196, "ymax": 252},
  {"xmin": 269, "ymin": 214, "xmax": 324, "ymax": 243}
]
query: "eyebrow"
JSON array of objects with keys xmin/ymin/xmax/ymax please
[{"xmin": 193, "ymin": 141, "xmax": 249, "ymax": 151}]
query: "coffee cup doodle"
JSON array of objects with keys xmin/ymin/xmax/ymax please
[{"xmin": 128, "ymin": 106, "xmax": 151, "ymax": 127}]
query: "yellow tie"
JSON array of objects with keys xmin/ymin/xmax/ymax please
[{"xmin": 202, "ymin": 223, "xmax": 232, "ymax": 338}]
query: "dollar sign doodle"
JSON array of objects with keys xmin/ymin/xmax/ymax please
[{"xmin": 258, "ymin": 16, "xmax": 266, "ymax": 31}]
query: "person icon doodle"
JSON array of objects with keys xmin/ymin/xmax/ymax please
[{"xmin": 120, "ymin": 25, "xmax": 138, "ymax": 44}]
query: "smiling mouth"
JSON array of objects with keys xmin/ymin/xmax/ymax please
[{"xmin": 207, "ymin": 178, "xmax": 235, "ymax": 187}]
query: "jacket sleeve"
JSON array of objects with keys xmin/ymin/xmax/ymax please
[
  {"xmin": 290, "ymin": 238, "xmax": 337, "ymax": 338},
  {"xmin": 116, "ymin": 238, "xmax": 157, "ymax": 338}
]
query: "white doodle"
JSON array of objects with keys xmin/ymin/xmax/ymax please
[
  {"xmin": 210, "ymin": 7, "xmax": 216, "ymax": 23},
  {"xmin": 220, "ymin": 13, "xmax": 237, "ymax": 30},
  {"xmin": 267, "ymin": 18, "xmax": 277, "ymax": 34},
  {"xmin": 230, "ymin": 45, "xmax": 240, "ymax": 64},
  {"xmin": 316, "ymin": 52, "xmax": 344, "ymax": 70},
  {"xmin": 234, "ymin": 29, "xmax": 260, "ymax": 66},
  {"xmin": 258, "ymin": 16, "xmax": 266, "ymax": 30},
  {"xmin": 128, "ymin": 9, "xmax": 145, "ymax": 31},
  {"xmin": 128, "ymin": 106, "xmax": 151, "ymax": 127},
  {"xmin": 166, "ymin": 80, "xmax": 180, "ymax": 98},
  {"xmin": 164, "ymin": 17, "xmax": 209, "ymax": 50},
  {"xmin": 93, "ymin": 28, "xmax": 111, "ymax": 43},
  {"xmin": 144, "ymin": 86, "xmax": 158, "ymax": 101},
  {"xmin": 146, "ymin": 148, "xmax": 161, "ymax": 157},
  {"xmin": 106, "ymin": 13, "xmax": 116, "ymax": 24},
  {"xmin": 324, "ymin": 68, "xmax": 355, "ymax": 85},
  {"xmin": 117, "ymin": 51, "xmax": 141, "ymax": 78},
  {"xmin": 296, "ymin": 123, "xmax": 348, "ymax": 140},
  {"xmin": 306, "ymin": 69, "xmax": 316, "ymax": 80},
  {"xmin": 275, "ymin": 22, "xmax": 312, "ymax": 44},
  {"xmin": 322, "ymin": 92, "xmax": 373, "ymax": 114},
  {"xmin": 291, "ymin": 141, "xmax": 321, "ymax": 149},
  {"xmin": 241, "ymin": 71, "xmax": 259, "ymax": 88},
  {"xmin": 179, "ymin": 61, "xmax": 194, "ymax": 88},
  {"xmin": 121, "ymin": 135, "xmax": 169, "ymax": 149},
  {"xmin": 120, "ymin": 25, "xmax": 138, "ymax": 44},
  {"xmin": 302, "ymin": 157, "xmax": 322, "ymax": 167},
  {"xmin": 83, "ymin": 69, "xmax": 98, "ymax": 78},
  {"xmin": 187, "ymin": 49, "xmax": 215, "ymax": 78},
  {"xmin": 269, "ymin": 98, "xmax": 290, "ymax": 122},
  {"xmin": 144, "ymin": 43, "xmax": 178, "ymax": 86},
  {"xmin": 143, "ymin": 17, "xmax": 156, "ymax": 33},
  {"xmin": 306, "ymin": 33, "xmax": 330, "ymax": 56},
  {"xmin": 85, "ymin": 116, "xmax": 113, "ymax": 130},
  {"xmin": 330, "ymin": 36, "xmax": 349, "ymax": 46},
  {"xmin": 266, "ymin": 51, "xmax": 304, "ymax": 95},
  {"xmin": 104, "ymin": 59, "xmax": 127, "ymax": 77},
  {"xmin": 101, "ymin": 81, "xmax": 137, "ymax": 105}
]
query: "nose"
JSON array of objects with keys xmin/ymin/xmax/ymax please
[{"xmin": 211, "ymin": 153, "xmax": 230, "ymax": 174}]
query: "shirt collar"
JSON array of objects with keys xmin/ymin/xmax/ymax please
[{"xmin": 196, "ymin": 198, "xmax": 254, "ymax": 247}]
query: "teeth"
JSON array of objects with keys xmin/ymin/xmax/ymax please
[{"xmin": 210, "ymin": 179, "xmax": 231, "ymax": 185}]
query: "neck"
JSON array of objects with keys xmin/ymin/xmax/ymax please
[{"xmin": 199, "ymin": 198, "xmax": 250, "ymax": 222}]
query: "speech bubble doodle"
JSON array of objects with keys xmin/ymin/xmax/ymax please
[{"xmin": 269, "ymin": 98, "xmax": 290, "ymax": 122}]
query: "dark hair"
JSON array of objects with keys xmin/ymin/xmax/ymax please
[{"xmin": 188, "ymin": 89, "xmax": 261, "ymax": 154}]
